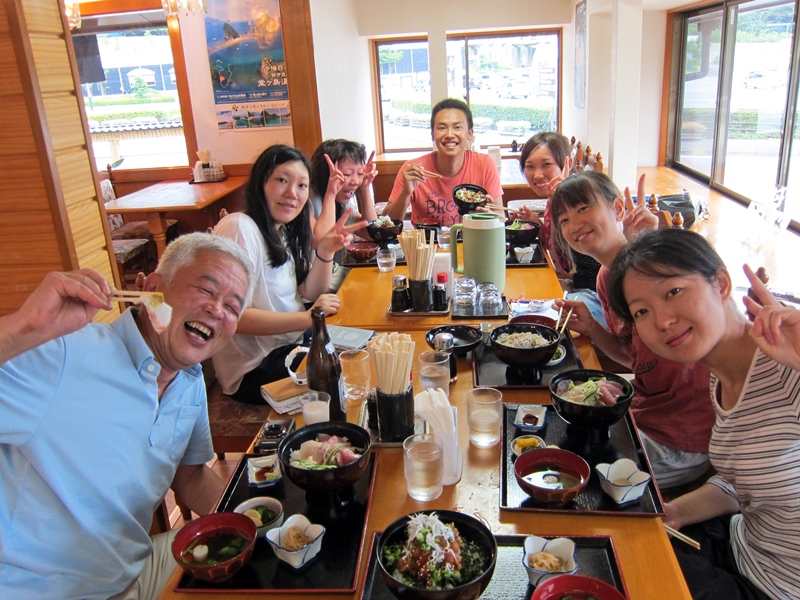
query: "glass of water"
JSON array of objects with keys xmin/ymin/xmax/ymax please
[
  {"xmin": 438, "ymin": 226, "xmax": 451, "ymax": 250},
  {"xmin": 467, "ymin": 387, "xmax": 503, "ymax": 447},
  {"xmin": 376, "ymin": 248, "xmax": 396, "ymax": 272},
  {"xmin": 418, "ymin": 350, "xmax": 450, "ymax": 398},
  {"xmin": 403, "ymin": 433, "xmax": 444, "ymax": 501}
]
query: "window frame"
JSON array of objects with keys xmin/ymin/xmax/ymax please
[{"xmin": 372, "ymin": 28, "xmax": 563, "ymax": 155}]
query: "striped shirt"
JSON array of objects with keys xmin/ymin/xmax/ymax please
[{"xmin": 709, "ymin": 349, "xmax": 800, "ymax": 599}]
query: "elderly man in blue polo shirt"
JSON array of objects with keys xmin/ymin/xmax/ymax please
[{"xmin": 0, "ymin": 233, "xmax": 254, "ymax": 600}]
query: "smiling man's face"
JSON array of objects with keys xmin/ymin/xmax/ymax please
[
  {"xmin": 144, "ymin": 250, "xmax": 248, "ymax": 374},
  {"xmin": 431, "ymin": 108, "xmax": 472, "ymax": 158}
]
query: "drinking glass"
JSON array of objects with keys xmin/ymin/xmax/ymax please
[
  {"xmin": 339, "ymin": 348, "xmax": 371, "ymax": 404},
  {"xmin": 301, "ymin": 391, "xmax": 330, "ymax": 425},
  {"xmin": 403, "ymin": 433, "xmax": 444, "ymax": 501},
  {"xmin": 467, "ymin": 387, "xmax": 503, "ymax": 447},
  {"xmin": 438, "ymin": 226, "xmax": 451, "ymax": 250},
  {"xmin": 418, "ymin": 350, "xmax": 450, "ymax": 398},
  {"xmin": 376, "ymin": 249, "xmax": 396, "ymax": 272}
]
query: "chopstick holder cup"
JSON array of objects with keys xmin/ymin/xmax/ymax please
[
  {"xmin": 408, "ymin": 278, "xmax": 433, "ymax": 312},
  {"xmin": 376, "ymin": 385, "xmax": 414, "ymax": 443}
]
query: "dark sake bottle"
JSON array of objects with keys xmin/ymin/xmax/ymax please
[{"xmin": 307, "ymin": 306, "xmax": 346, "ymax": 421}]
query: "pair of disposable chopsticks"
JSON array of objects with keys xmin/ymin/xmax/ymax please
[
  {"xmin": 421, "ymin": 168, "xmax": 443, "ymax": 179},
  {"xmin": 485, "ymin": 203, "xmax": 513, "ymax": 212},
  {"xmin": 664, "ymin": 525, "xmax": 701, "ymax": 550},
  {"xmin": 557, "ymin": 308, "xmax": 574, "ymax": 335},
  {"xmin": 555, "ymin": 290, "xmax": 569, "ymax": 334},
  {"xmin": 110, "ymin": 290, "xmax": 162, "ymax": 303}
]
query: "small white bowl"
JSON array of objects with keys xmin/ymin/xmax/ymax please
[
  {"xmin": 265, "ymin": 514, "xmax": 325, "ymax": 569},
  {"xmin": 511, "ymin": 434, "xmax": 546, "ymax": 458},
  {"xmin": 514, "ymin": 246, "xmax": 535, "ymax": 263},
  {"xmin": 596, "ymin": 458, "xmax": 652, "ymax": 504},
  {"xmin": 522, "ymin": 535, "xmax": 578, "ymax": 587},
  {"xmin": 247, "ymin": 455, "xmax": 282, "ymax": 488},
  {"xmin": 514, "ymin": 405, "xmax": 547, "ymax": 432},
  {"xmin": 546, "ymin": 345, "xmax": 566, "ymax": 367},
  {"xmin": 233, "ymin": 497, "xmax": 284, "ymax": 536}
]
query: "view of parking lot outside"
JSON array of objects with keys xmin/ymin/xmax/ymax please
[
  {"xmin": 78, "ymin": 21, "xmax": 189, "ymax": 171},
  {"xmin": 377, "ymin": 33, "xmax": 559, "ymax": 152},
  {"xmin": 678, "ymin": 0, "xmax": 798, "ymax": 214}
]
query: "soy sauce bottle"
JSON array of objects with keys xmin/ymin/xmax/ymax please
[{"xmin": 307, "ymin": 307, "xmax": 346, "ymax": 421}]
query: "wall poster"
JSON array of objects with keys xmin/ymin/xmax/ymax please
[
  {"xmin": 574, "ymin": 0, "xmax": 587, "ymax": 110},
  {"xmin": 206, "ymin": 0, "xmax": 291, "ymax": 130}
]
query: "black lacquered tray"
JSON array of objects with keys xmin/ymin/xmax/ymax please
[
  {"xmin": 451, "ymin": 296, "xmax": 509, "ymax": 319},
  {"xmin": 506, "ymin": 243, "xmax": 548, "ymax": 268},
  {"xmin": 472, "ymin": 332, "xmax": 583, "ymax": 390},
  {"xmin": 359, "ymin": 533, "xmax": 627, "ymax": 599},
  {"xmin": 176, "ymin": 453, "xmax": 377, "ymax": 593},
  {"xmin": 500, "ymin": 405, "xmax": 664, "ymax": 516},
  {"xmin": 342, "ymin": 254, "xmax": 406, "ymax": 268}
]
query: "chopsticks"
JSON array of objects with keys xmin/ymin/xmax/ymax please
[
  {"xmin": 555, "ymin": 291, "xmax": 567, "ymax": 329},
  {"xmin": 398, "ymin": 229, "xmax": 436, "ymax": 281},
  {"xmin": 558, "ymin": 308, "xmax": 573, "ymax": 335},
  {"xmin": 485, "ymin": 203, "xmax": 513, "ymax": 212},
  {"xmin": 664, "ymin": 525, "xmax": 701, "ymax": 550},
  {"xmin": 421, "ymin": 169, "xmax": 443, "ymax": 179},
  {"xmin": 367, "ymin": 332, "xmax": 415, "ymax": 394},
  {"xmin": 110, "ymin": 290, "xmax": 163, "ymax": 303}
]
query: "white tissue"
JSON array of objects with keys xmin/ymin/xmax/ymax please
[{"xmin": 414, "ymin": 389, "xmax": 461, "ymax": 485}]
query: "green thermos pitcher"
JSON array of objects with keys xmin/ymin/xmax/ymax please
[{"xmin": 450, "ymin": 213, "xmax": 506, "ymax": 293}]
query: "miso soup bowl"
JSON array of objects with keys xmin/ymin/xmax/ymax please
[
  {"xmin": 513, "ymin": 448, "xmax": 590, "ymax": 506},
  {"xmin": 171, "ymin": 512, "xmax": 257, "ymax": 583}
]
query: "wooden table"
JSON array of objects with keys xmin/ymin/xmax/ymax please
[
  {"xmin": 158, "ymin": 266, "xmax": 692, "ymax": 600},
  {"xmin": 105, "ymin": 176, "xmax": 247, "ymax": 257},
  {"xmin": 327, "ymin": 252, "xmax": 564, "ymax": 332}
]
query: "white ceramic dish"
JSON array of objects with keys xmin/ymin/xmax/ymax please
[
  {"xmin": 514, "ymin": 405, "xmax": 547, "ymax": 432},
  {"xmin": 522, "ymin": 535, "xmax": 578, "ymax": 587},
  {"xmin": 247, "ymin": 455, "xmax": 282, "ymax": 488},
  {"xmin": 514, "ymin": 246, "xmax": 535, "ymax": 263},
  {"xmin": 596, "ymin": 458, "xmax": 652, "ymax": 504},
  {"xmin": 233, "ymin": 497, "xmax": 284, "ymax": 536},
  {"xmin": 265, "ymin": 514, "xmax": 325, "ymax": 569},
  {"xmin": 511, "ymin": 434, "xmax": 546, "ymax": 457},
  {"xmin": 546, "ymin": 344, "xmax": 567, "ymax": 366}
]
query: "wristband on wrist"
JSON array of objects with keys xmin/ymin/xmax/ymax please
[{"xmin": 315, "ymin": 249, "xmax": 333, "ymax": 263}]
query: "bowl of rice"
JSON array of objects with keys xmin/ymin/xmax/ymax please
[{"xmin": 490, "ymin": 323, "xmax": 560, "ymax": 371}]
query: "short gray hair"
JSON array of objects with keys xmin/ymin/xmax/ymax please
[{"xmin": 156, "ymin": 232, "xmax": 255, "ymax": 308}]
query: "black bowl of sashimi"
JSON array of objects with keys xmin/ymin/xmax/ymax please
[
  {"xmin": 277, "ymin": 422, "xmax": 371, "ymax": 492},
  {"xmin": 548, "ymin": 369, "xmax": 634, "ymax": 431}
]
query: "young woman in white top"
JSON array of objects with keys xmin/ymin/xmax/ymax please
[
  {"xmin": 607, "ymin": 228, "xmax": 800, "ymax": 600},
  {"xmin": 212, "ymin": 144, "xmax": 363, "ymax": 404}
]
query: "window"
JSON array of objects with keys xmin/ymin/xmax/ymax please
[
  {"xmin": 373, "ymin": 30, "xmax": 561, "ymax": 153},
  {"xmin": 375, "ymin": 39, "xmax": 432, "ymax": 152},
  {"xmin": 447, "ymin": 31, "xmax": 560, "ymax": 149},
  {"xmin": 73, "ymin": 10, "xmax": 189, "ymax": 170},
  {"xmin": 672, "ymin": 0, "xmax": 797, "ymax": 207}
]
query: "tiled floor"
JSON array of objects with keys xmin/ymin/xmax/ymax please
[{"xmin": 165, "ymin": 453, "xmax": 244, "ymax": 529}]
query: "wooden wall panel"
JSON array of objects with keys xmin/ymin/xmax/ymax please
[
  {"xmin": 0, "ymin": 263, "xmax": 65, "ymax": 315},
  {"xmin": 0, "ymin": 211, "xmax": 62, "ymax": 264},
  {"xmin": 0, "ymin": 95, "xmax": 40, "ymax": 155},
  {"xmin": 18, "ymin": 1, "xmax": 61, "ymax": 32},
  {"xmin": 56, "ymin": 150, "xmax": 97, "ymax": 206},
  {"xmin": 42, "ymin": 95, "xmax": 86, "ymax": 150},
  {"xmin": 0, "ymin": 158, "xmax": 48, "ymax": 211},
  {"xmin": 29, "ymin": 37, "xmax": 76, "ymax": 92}
]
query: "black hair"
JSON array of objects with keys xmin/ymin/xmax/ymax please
[
  {"xmin": 244, "ymin": 144, "xmax": 312, "ymax": 285},
  {"xmin": 309, "ymin": 139, "xmax": 367, "ymax": 221},
  {"xmin": 607, "ymin": 228, "xmax": 726, "ymax": 323},
  {"xmin": 548, "ymin": 171, "xmax": 621, "ymax": 267},
  {"xmin": 431, "ymin": 98, "xmax": 473, "ymax": 130},
  {"xmin": 518, "ymin": 131, "xmax": 572, "ymax": 175}
]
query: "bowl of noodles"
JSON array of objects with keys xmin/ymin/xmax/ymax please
[
  {"xmin": 377, "ymin": 510, "xmax": 497, "ymax": 599},
  {"xmin": 490, "ymin": 323, "xmax": 560, "ymax": 371},
  {"xmin": 548, "ymin": 369, "xmax": 634, "ymax": 431},
  {"xmin": 277, "ymin": 422, "xmax": 371, "ymax": 492},
  {"xmin": 505, "ymin": 219, "xmax": 541, "ymax": 247},
  {"xmin": 453, "ymin": 184, "xmax": 490, "ymax": 215}
]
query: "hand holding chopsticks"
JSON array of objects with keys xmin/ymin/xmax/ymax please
[{"xmin": 421, "ymin": 168, "xmax": 443, "ymax": 179}]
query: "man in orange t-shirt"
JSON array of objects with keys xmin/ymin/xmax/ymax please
[{"xmin": 384, "ymin": 98, "xmax": 503, "ymax": 226}]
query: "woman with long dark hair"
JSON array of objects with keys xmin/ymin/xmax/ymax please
[{"xmin": 212, "ymin": 144, "xmax": 362, "ymax": 403}]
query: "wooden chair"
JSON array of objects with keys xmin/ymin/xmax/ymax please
[{"xmin": 647, "ymin": 195, "xmax": 685, "ymax": 229}]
